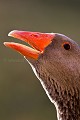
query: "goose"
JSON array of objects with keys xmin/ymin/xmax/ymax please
[{"xmin": 4, "ymin": 30, "xmax": 80, "ymax": 120}]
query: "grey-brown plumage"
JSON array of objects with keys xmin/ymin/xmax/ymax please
[
  {"xmin": 4, "ymin": 31, "xmax": 80, "ymax": 120},
  {"xmin": 28, "ymin": 34, "xmax": 80, "ymax": 120}
]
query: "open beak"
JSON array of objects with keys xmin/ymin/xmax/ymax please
[{"xmin": 4, "ymin": 30, "xmax": 55, "ymax": 59}]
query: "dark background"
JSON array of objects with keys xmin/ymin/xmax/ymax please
[{"xmin": 0, "ymin": 0, "xmax": 80, "ymax": 120}]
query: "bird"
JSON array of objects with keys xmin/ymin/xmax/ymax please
[{"xmin": 4, "ymin": 30, "xmax": 80, "ymax": 120}]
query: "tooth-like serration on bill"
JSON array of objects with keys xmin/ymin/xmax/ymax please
[{"xmin": 4, "ymin": 42, "xmax": 40, "ymax": 59}]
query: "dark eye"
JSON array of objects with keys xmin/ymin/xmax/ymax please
[{"xmin": 62, "ymin": 42, "xmax": 71, "ymax": 50}]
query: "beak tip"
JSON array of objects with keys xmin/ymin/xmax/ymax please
[
  {"xmin": 3, "ymin": 42, "xmax": 7, "ymax": 46},
  {"xmin": 3, "ymin": 42, "xmax": 9, "ymax": 47},
  {"xmin": 8, "ymin": 30, "xmax": 18, "ymax": 37}
]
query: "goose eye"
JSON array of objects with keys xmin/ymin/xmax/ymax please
[{"xmin": 62, "ymin": 42, "xmax": 71, "ymax": 50}]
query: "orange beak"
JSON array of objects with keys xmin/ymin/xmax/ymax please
[{"xmin": 4, "ymin": 30, "xmax": 55, "ymax": 59}]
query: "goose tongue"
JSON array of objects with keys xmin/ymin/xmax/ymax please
[{"xmin": 4, "ymin": 30, "xmax": 55, "ymax": 59}]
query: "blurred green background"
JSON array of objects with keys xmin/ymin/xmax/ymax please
[{"xmin": 0, "ymin": 0, "xmax": 80, "ymax": 120}]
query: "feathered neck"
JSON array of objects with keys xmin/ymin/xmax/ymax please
[
  {"xmin": 30, "ymin": 61, "xmax": 80, "ymax": 120},
  {"xmin": 37, "ymin": 71, "xmax": 80, "ymax": 120}
]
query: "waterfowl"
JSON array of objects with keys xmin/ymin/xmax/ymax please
[{"xmin": 4, "ymin": 30, "xmax": 80, "ymax": 120}]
